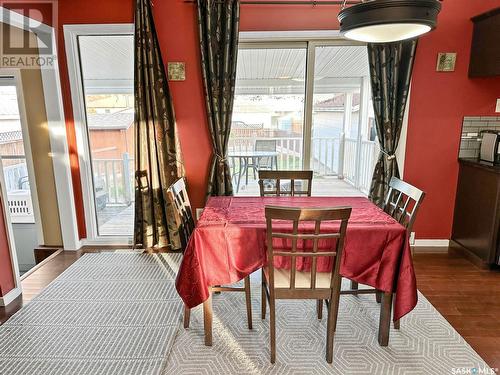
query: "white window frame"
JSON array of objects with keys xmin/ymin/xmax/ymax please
[
  {"xmin": 64, "ymin": 24, "xmax": 134, "ymax": 245},
  {"xmin": 0, "ymin": 72, "xmax": 44, "ymax": 242},
  {"xmin": 237, "ymin": 31, "xmax": 369, "ymax": 180}
]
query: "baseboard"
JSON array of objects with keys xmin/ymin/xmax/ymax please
[
  {"xmin": 413, "ymin": 239, "xmax": 450, "ymax": 247},
  {"xmin": 0, "ymin": 286, "xmax": 22, "ymax": 307}
]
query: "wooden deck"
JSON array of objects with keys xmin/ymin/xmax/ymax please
[{"xmin": 235, "ymin": 176, "xmax": 365, "ymax": 197}]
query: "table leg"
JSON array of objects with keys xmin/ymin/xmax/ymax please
[
  {"xmin": 203, "ymin": 293, "xmax": 213, "ymax": 346},
  {"xmin": 378, "ymin": 292, "xmax": 393, "ymax": 346}
]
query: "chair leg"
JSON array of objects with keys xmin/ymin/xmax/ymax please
[
  {"xmin": 350, "ymin": 280, "xmax": 358, "ymax": 290},
  {"xmin": 183, "ymin": 306, "xmax": 191, "ymax": 329},
  {"xmin": 393, "ymin": 298, "xmax": 400, "ymax": 329},
  {"xmin": 317, "ymin": 299, "xmax": 323, "ymax": 320},
  {"xmin": 244, "ymin": 276, "xmax": 253, "ymax": 330},
  {"xmin": 327, "ymin": 275, "xmax": 342, "ymax": 363},
  {"xmin": 376, "ymin": 290, "xmax": 382, "ymax": 303},
  {"xmin": 269, "ymin": 292, "xmax": 276, "ymax": 364},
  {"xmin": 203, "ymin": 293, "xmax": 213, "ymax": 346},
  {"xmin": 261, "ymin": 269, "xmax": 266, "ymax": 319},
  {"xmin": 378, "ymin": 292, "xmax": 393, "ymax": 346}
]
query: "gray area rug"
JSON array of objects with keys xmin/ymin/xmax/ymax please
[
  {"xmin": 0, "ymin": 252, "xmax": 492, "ymax": 374},
  {"xmin": 0, "ymin": 252, "xmax": 183, "ymax": 375},
  {"xmin": 162, "ymin": 256, "xmax": 491, "ymax": 375}
]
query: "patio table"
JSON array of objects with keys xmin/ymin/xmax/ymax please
[
  {"xmin": 176, "ymin": 196, "xmax": 417, "ymax": 347},
  {"xmin": 228, "ymin": 151, "xmax": 278, "ymax": 192}
]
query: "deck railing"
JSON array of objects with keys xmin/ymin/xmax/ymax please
[
  {"xmin": 229, "ymin": 136, "xmax": 378, "ymax": 194},
  {"xmin": 92, "ymin": 153, "xmax": 134, "ymax": 206}
]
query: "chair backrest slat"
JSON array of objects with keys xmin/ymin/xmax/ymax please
[
  {"xmin": 166, "ymin": 178, "xmax": 195, "ymax": 251},
  {"xmin": 259, "ymin": 170, "xmax": 313, "ymax": 197},
  {"xmin": 382, "ymin": 177, "xmax": 425, "ymax": 233},
  {"xmin": 265, "ymin": 205, "xmax": 351, "ymax": 293}
]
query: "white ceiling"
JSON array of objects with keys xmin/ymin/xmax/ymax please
[{"xmin": 77, "ymin": 36, "xmax": 369, "ymax": 95}]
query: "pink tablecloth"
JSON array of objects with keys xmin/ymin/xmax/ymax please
[{"xmin": 176, "ymin": 196, "xmax": 417, "ymax": 321}]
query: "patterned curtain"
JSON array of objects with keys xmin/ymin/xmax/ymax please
[
  {"xmin": 134, "ymin": 0, "xmax": 184, "ymax": 250},
  {"xmin": 368, "ymin": 40, "xmax": 417, "ymax": 206},
  {"xmin": 197, "ymin": 0, "xmax": 240, "ymax": 197}
]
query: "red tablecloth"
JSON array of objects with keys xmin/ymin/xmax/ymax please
[{"xmin": 176, "ymin": 196, "xmax": 417, "ymax": 321}]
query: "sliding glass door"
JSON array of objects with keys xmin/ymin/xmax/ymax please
[
  {"xmin": 229, "ymin": 45, "xmax": 307, "ymax": 194},
  {"xmin": 78, "ymin": 34, "xmax": 134, "ymax": 238},
  {"xmin": 230, "ymin": 39, "xmax": 376, "ymax": 196}
]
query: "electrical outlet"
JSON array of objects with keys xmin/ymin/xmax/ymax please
[
  {"xmin": 196, "ymin": 208, "xmax": 204, "ymax": 221},
  {"xmin": 496, "ymin": 99, "xmax": 500, "ymax": 113},
  {"xmin": 409, "ymin": 232, "xmax": 416, "ymax": 245}
]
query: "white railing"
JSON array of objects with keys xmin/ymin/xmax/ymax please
[
  {"xmin": 92, "ymin": 153, "xmax": 134, "ymax": 206},
  {"xmin": 229, "ymin": 136, "xmax": 378, "ymax": 194},
  {"xmin": 1, "ymin": 158, "xmax": 35, "ymax": 223}
]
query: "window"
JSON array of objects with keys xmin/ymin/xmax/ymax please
[{"xmin": 230, "ymin": 36, "xmax": 376, "ymax": 196}]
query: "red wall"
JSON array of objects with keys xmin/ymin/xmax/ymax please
[
  {"xmin": 56, "ymin": 0, "xmax": 500, "ymax": 241},
  {"xmin": 403, "ymin": 0, "xmax": 500, "ymax": 239}
]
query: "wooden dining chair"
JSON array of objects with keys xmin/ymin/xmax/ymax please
[
  {"xmin": 347, "ymin": 177, "xmax": 425, "ymax": 330},
  {"xmin": 167, "ymin": 178, "xmax": 253, "ymax": 341},
  {"xmin": 258, "ymin": 170, "xmax": 313, "ymax": 197},
  {"xmin": 262, "ymin": 205, "xmax": 352, "ymax": 363},
  {"xmin": 166, "ymin": 178, "xmax": 195, "ymax": 251}
]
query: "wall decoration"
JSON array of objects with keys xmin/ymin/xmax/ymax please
[
  {"xmin": 168, "ymin": 62, "xmax": 186, "ymax": 81},
  {"xmin": 436, "ymin": 52, "xmax": 457, "ymax": 72}
]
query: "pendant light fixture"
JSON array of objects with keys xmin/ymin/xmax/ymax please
[{"xmin": 338, "ymin": 0, "xmax": 442, "ymax": 43}]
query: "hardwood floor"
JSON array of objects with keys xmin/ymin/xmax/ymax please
[
  {"xmin": 413, "ymin": 251, "xmax": 500, "ymax": 370},
  {"xmin": 1, "ymin": 249, "xmax": 499, "ymax": 369},
  {"xmin": 0, "ymin": 251, "xmax": 81, "ymax": 325}
]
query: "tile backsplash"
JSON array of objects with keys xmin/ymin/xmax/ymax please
[{"xmin": 459, "ymin": 116, "xmax": 500, "ymax": 159}]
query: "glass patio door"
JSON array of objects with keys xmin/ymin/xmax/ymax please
[
  {"xmin": 229, "ymin": 44, "xmax": 307, "ymax": 195},
  {"xmin": 77, "ymin": 34, "xmax": 135, "ymax": 238},
  {"xmin": 230, "ymin": 38, "xmax": 376, "ymax": 196}
]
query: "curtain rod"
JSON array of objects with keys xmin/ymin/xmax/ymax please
[{"xmin": 183, "ymin": 1, "xmax": 360, "ymax": 5}]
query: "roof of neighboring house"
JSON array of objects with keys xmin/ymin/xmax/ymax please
[
  {"xmin": 231, "ymin": 121, "xmax": 264, "ymax": 129},
  {"xmin": 87, "ymin": 112, "xmax": 134, "ymax": 130},
  {"xmin": 314, "ymin": 93, "xmax": 361, "ymax": 111}
]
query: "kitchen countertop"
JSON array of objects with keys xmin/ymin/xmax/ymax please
[{"xmin": 458, "ymin": 158, "xmax": 500, "ymax": 173}]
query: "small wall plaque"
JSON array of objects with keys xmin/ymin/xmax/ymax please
[
  {"xmin": 168, "ymin": 62, "xmax": 186, "ymax": 81},
  {"xmin": 436, "ymin": 52, "xmax": 457, "ymax": 72}
]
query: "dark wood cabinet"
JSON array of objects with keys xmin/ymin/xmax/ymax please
[
  {"xmin": 451, "ymin": 159, "xmax": 500, "ymax": 266},
  {"xmin": 468, "ymin": 7, "xmax": 500, "ymax": 77}
]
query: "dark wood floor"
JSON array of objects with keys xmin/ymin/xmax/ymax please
[{"xmin": 1, "ymin": 249, "xmax": 499, "ymax": 368}]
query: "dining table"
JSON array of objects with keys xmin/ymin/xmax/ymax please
[{"xmin": 176, "ymin": 196, "xmax": 417, "ymax": 347}]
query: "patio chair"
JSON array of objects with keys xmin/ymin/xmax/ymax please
[
  {"xmin": 262, "ymin": 205, "xmax": 352, "ymax": 363},
  {"xmin": 258, "ymin": 170, "xmax": 313, "ymax": 197}
]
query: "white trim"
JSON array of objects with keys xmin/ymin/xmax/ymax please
[
  {"xmin": 240, "ymin": 30, "xmax": 359, "ymax": 43},
  {"xmin": 0, "ymin": 71, "xmax": 44, "ymax": 245},
  {"xmin": 0, "ymin": 157, "xmax": 22, "ymax": 305},
  {"xmin": 0, "ymin": 286, "xmax": 22, "ymax": 307},
  {"xmin": 0, "ymin": 6, "xmax": 81, "ymax": 250},
  {"xmin": 397, "ymin": 84, "xmax": 411, "ymax": 178},
  {"xmin": 64, "ymin": 24, "xmax": 134, "ymax": 245},
  {"xmin": 414, "ymin": 239, "xmax": 450, "ymax": 247}
]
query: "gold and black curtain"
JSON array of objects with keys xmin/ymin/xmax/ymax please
[
  {"xmin": 197, "ymin": 0, "xmax": 240, "ymax": 197},
  {"xmin": 368, "ymin": 40, "xmax": 417, "ymax": 206},
  {"xmin": 134, "ymin": 0, "xmax": 184, "ymax": 250}
]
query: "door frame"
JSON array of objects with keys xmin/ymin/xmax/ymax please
[
  {"xmin": 0, "ymin": 6, "xmax": 81, "ymax": 251},
  {"xmin": 0, "ymin": 71, "xmax": 44, "ymax": 246},
  {"xmin": 64, "ymin": 24, "xmax": 134, "ymax": 245}
]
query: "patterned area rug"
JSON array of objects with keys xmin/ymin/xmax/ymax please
[
  {"xmin": 0, "ymin": 252, "xmax": 182, "ymax": 375},
  {"xmin": 162, "ymin": 255, "xmax": 491, "ymax": 375}
]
